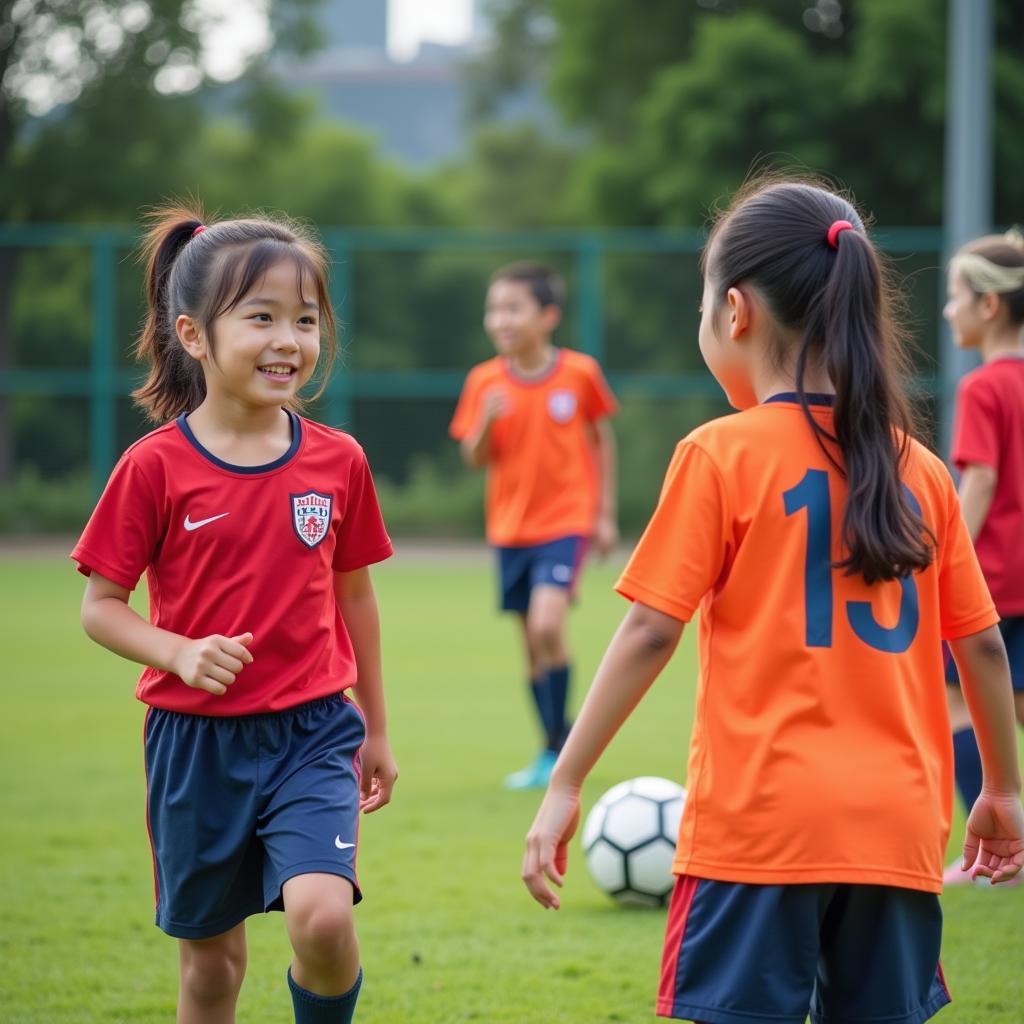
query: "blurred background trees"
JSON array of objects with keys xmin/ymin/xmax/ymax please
[{"xmin": 3, "ymin": 0, "xmax": 1023, "ymax": 533}]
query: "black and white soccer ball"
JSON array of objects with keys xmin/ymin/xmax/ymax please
[{"xmin": 582, "ymin": 776, "xmax": 686, "ymax": 907}]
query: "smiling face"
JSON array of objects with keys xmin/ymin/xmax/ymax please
[
  {"xmin": 180, "ymin": 258, "xmax": 321, "ymax": 411},
  {"xmin": 483, "ymin": 279, "xmax": 560, "ymax": 359}
]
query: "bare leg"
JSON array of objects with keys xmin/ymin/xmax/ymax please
[
  {"xmin": 284, "ymin": 873, "xmax": 360, "ymax": 996},
  {"xmin": 526, "ymin": 584, "xmax": 571, "ymax": 672},
  {"xmin": 947, "ymin": 684, "xmax": 972, "ymax": 733},
  {"xmin": 177, "ymin": 922, "xmax": 247, "ymax": 1024}
]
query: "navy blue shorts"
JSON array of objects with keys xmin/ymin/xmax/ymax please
[
  {"xmin": 144, "ymin": 693, "xmax": 365, "ymax": 939},
  {"xmin": 496, "ymin": 535, "xmax": 586, "ymax": 613},
  {"xmin": 658, "ymin": 876, "xmax": 950, "ymax": 1024},
  {"xmin": 945, "ymin": 615, "xmax": 1024, "ymax": 691}
]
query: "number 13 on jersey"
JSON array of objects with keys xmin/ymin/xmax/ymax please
[{"xmin": 783, "ymin": 469, "xmax": 919, "ymax": 654}]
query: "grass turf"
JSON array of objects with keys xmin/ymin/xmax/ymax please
[{"xmin": 1, "ymin": 552, "xmax": 1021, "ymax": 1023}]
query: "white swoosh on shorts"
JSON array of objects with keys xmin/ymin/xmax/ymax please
[{"xmin": 335, "ymin": 836, "xmax": 355, "ymax": 850}]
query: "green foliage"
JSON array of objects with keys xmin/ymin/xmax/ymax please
[
  {"xmin": 475, "ymin": 0, "xmax": 1024, "ymax": 227},
  {"xmin": 374, "ymin": 456, "xmax": 485, "ymax": 537},
  {"xmin": 2, "ymin": 557, "xmax": 1023, "ymax": 1021},
  {"xmin": 0, "ymin": 469, "xmax": 92, "ymax": 532}
]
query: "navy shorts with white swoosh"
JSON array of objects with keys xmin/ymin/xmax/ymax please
[{"xmin": 144, "ymin": 693, "xmax": 365, "ymax": 939}]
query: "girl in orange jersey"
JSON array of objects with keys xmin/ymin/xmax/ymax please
[{"xmin": 522, "ymin": 179, "xmax": 1024, "ymax": 1024}]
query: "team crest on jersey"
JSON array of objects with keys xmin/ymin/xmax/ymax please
[
  {"xmin": 291, "ymin": 491, "xmax": 332, "ymax": 549},
  {"xmin": 548, "ymin": 390, "xmax": 577, "ymax": 423}
]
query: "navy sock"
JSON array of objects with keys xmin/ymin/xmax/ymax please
[
  {"xmin": 529, "ymin": 677, "xmax": 555, "ymax": 748},
  {"xmin": 952, "ymin": 727, "xmax": 983, "ymax": 813},
  {"xmin": 546, "ymin": 664, "xmax": 570, "ymax": 751},
  {"xmin": 288, "ymin": 966, "xmax": 362, "ymax": 1024}
]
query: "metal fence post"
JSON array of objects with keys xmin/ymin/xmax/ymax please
[{"xmin": 90, "ymin": 233, "xmax": 117, "ymax": 497}]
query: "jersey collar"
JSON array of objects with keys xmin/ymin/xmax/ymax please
[
  {"xmin": 176, "ymin": 410, "xmax": 302, "ymax": 474},
  {"xmin": 763, "ymin": 392, "xmax": 835, "ymax": 407}
]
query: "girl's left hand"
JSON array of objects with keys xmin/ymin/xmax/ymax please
[
  {"xmin": 359, "ymin": 734, "xmax": 398, "ymax": 813},
  {"xmin": 522, "ymin": 783, "xmax": 581, "ymax": 910}
]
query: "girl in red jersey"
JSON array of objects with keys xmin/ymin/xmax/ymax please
[
  {"xmin": 941, "ymin": 230, "xmax": 1024, "ymax": 885},
  {"xmin": 522, "ymin": 179, "xmax": 1024, "ymax": 1024},
  {"xmin": 73, "ymin": 204, "xmax": 396, "ymax": 1024}
]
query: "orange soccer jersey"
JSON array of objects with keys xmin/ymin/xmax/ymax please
[
  {"xmin": 616, "ymin": 396, "xmax": 997, "ymax": 894},
  {"xmin": 449, "ymin": 349, "xmax": 617, "ymax": 546}
]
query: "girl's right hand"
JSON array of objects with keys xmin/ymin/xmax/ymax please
[
  {"xmin": 172, "ymin": 632, "xmax": 254, "ymax": 695},
  {"xmin": 522, "ymin": 782, "xmax": 581, "ymax": 910},
  {"xmin": 962, "ymin": 788, "xmax": 1024, "ymax": 883}
]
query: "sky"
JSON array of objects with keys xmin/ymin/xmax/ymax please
[
  {"xmin": 201, "ymin": 0, "xmax": 475, "ymax": 81},
  {"xmin": 387, "ymin": 0, "xmax": 475, "ymax": 62}
]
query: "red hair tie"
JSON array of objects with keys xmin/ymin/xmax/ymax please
[
  {"xmin": 192, "ymin": 224, "xmax": 207, "ymax": 238},
  {"xmin": 827, "ymin": 220, "xmax": 853, "ymax": 248}
]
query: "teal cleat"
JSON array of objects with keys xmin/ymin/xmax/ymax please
[{"xmin": 503, "ymin": 749, "xmax": 558, "ymax": 790}]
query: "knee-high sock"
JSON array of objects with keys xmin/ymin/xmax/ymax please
[
  {"xmin": 529, "ymin": 677, "xmax": 555, "ymax": 747},
  {"xmin": 952, "ymin": 727, "xmax": 983, "ymax": 814},
  {"xmin": 289, "ymin": 967, "xmax": 362, "ymax": 1024},
  {"xmin": 546, "ymin": 664, "xmax": 570, "ymax": 751}
]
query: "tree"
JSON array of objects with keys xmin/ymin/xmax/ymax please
[
  {"xmin": 0, "ymin": 0, "xmax": 327, "ymax": 482},
  {"xmin": 471, "ymin": 0, "xmax": 1024, "ymax": 228}
]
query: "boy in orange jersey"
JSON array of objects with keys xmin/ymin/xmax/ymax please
[{"xmin": 450, "ymin": 262, "xmax": 618, "ymax": 789}]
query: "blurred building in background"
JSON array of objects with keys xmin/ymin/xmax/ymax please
[{"xmin": 274, "ymin": 0, "xmax": 540, "ymax": 166}]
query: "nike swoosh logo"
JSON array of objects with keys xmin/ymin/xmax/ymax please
[
  {"xmin": 184, "ymin": 512, "xmax": 230, "ymax": 532},
  {"xmin": 335, "ymin": 836, "xmax": 355, "ymax": 850}
]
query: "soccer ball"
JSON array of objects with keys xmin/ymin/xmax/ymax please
[{"xmin": 582, "ymin": 776, "xmax": 686, "ymax": 907}]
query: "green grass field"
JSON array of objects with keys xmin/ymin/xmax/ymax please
[{"xmin": 1, "ymin": 550, "xmax": 1021, "ymax": 1023}]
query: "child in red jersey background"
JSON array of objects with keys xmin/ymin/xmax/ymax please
[
  {"xmin": 941, "ymin": 230, "xmax": 1024, "ymax": 885},
  {"xmin": 73, "ymin": 204, "xmax": 396, "ymax": 1024},
  {"xmin": 523, "ymin": 180, "xmax": 1024, "ymax": 1024},
  {"xmin": 450, "ymin": 262, "xmax": 618, "ymax": 789}
]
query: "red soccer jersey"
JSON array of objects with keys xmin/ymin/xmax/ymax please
[
  {"xmin": 449, "ymin": 348, "xmax": 617, "ymax": 546},
  {"xmin": 617, "ymin": 397, "xmax": 996, "ymax": 893},
  {"xmin": 951, "ymin": 355, "xmax": 1024, "ymax": 615},
  {"xmin": 72, "ymin": 413, "xmax": 393, "ymax": 715}
]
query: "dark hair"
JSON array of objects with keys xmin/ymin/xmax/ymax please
[
  {"xmin": 704, "ymin": 177, "xmax": 933, "ymax": 584},
  {"xmin": 956, "ymin": 233, "xmax": 1024, "ymax": 326},
  {"xmin": 133, "ymin": 201, "xmax": 337, "ymax": 423},
  {"xmin": 489, "ymin": 261, "xmax": 565, "ymax": 311}
]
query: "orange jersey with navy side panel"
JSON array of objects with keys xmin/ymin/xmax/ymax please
[
  {"xmin": 449, "ymin": 348, "xmax": 617, "ymax": 546},
  {"xmin": 616, "ymin": 396, "xmax": 997, "ymax": 894}
]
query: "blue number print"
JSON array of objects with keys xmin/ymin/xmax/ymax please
[
  {"xmin": 783, "ymin": 469, "xmax": 833, "ymax": 647},
  {"xmin": 783, "ymin": 471, "xmax": 920, "ymax": 653},
  {"xmin": 846, "ymin": 488, "xmax": 921, "ymax": 653}
]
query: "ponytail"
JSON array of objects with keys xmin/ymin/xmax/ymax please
[
  {"xmin": 132, "ymin": 201, "xmax": 337, "ymax": 423},
  {"xmin": 134, "ymin": 204, "xmax": 209, "ymax": 423},
  {"xmin": 706, "ymin": 178, "xmax": 933, "ymax": 584}
]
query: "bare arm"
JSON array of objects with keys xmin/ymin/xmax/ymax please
[
  {"xmin": 335, "ymin": 566, "xmax": 397, "ymax": 812},
  {"xmin": 590, "ymin": 418, "xmax": 619, "ymax": 556},
  {"xmin": 949, "ymin": 625, "xmax": 1024, "ymax": 881},
  {"xmin": 958, "ymin": 463, "xmax": 998, "ymax": 541},
  {"xmin": 459, "ymin": 390, "xmax": 505, "ymax": 469},
  {"xmin": 522, "ymin": 601, "xmax": 684, "ymax": 907},
  {"xmin": 81, "ymin": 571, "xmax": 252, "ymax": 695}
]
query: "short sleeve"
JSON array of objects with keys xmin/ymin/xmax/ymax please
[
  {"xmin": 936, "ymin": 471, "xmax": 999, "ymax": 639},
  {"xmin": 951, "ymin": 376, "xmax": 1000, "ymax": 472},
  {"xmin": 615, "ymin": 441, "xmax": 730, "ymax": 623},
  {"xmin": 580, "ymin": 358, "xmax": 618, "ymax": 422},
  {"xmin": 449, "ymin": 369, "xmax": 484, "ymax": 441},
  {"xmin": 70, "ymin": 453, "xmax": 162, "ymax": 590},
  {"xmin": 333, "ymin": 449, "xmax": 394, "ymax": 572}
]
